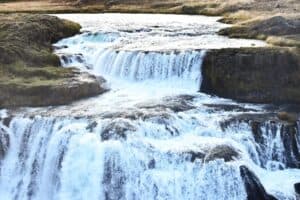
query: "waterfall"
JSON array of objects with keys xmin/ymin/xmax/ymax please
[
  {"xmin": 0, "ymin": 117, "xmax": 248, "ymax": 200},
  {"xmin": 58, "ymin": 48, "xmax": 205, "ymax": 92},
  {"xmin": 93, "ymin": 50, "xmax": 204, "ymax": 82},
  {"xmin": 1, "ymin": 13, "xmax": 299, "ymax": 200}
]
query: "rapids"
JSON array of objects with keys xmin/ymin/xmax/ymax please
[{"xmin": 0, "ymin": 14, "xmax": 299, "ymax": 200}]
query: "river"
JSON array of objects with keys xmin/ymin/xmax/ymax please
[{"xmin": 0, "ymin": 14, "xmax": 299, "ymax": 200}]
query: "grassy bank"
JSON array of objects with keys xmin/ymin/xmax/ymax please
[{"xmin": 0, "ymin": 14, "xmax": 105, "ymax": 108}]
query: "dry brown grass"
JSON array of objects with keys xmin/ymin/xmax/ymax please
[
  {"xmin": 0, "ymin": 0, "xmax": 299, "ymax": 49},
  {"xmin": 0, "ymin": 1, "xmax": 105, "ymax": 13}
]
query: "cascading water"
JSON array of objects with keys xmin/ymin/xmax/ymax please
[{"xmin": 0, "ymin": 14, "xmax": 299, "ymax": 200}]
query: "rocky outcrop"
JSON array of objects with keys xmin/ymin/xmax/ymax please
[
  {"xmin": 201, "ymin": 47, "xmax": 300, "ymax": 104},
  {"xmin": 0, "ymin": 14, "xmax": 107, "ymax": 108},
  {"xmin": 0, "ymin": 72, "xmax": 107, "ymax": 108},
  {"xmin": 220, "ymin": 16, "xmax": 300, "ymax": 39},
  {"xmin": 240, "ymin": 166, "xmax": 277, "ymax": 200}
]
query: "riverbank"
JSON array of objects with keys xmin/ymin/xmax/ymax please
[
  {"xmin": 0, "ymin": 0, "xmax": 299, "ymax": 47},
  {"xmin": 0, "ymin": 0, "xmax": 300, "ymax": 106},
  {"xmin": 0, "ymin": 14, "xmax": 106, "ymax": 108}
]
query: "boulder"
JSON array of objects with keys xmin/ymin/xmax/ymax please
[
  {"xmin": 183, "ymin": 144, "xmax": 240, "ymax": 163},
  {"xmin": 204, "ymin": 144, "xmax": 240, "ymax": 162},
  {"xmin": 240, "ymin": 166, "xmax": 277, "ymax": 200}
]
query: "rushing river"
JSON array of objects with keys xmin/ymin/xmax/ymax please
[{"xmin": 0, "ymin": 14, "xmax": 299, "ymax": 200}]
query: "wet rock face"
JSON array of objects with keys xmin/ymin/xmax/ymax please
[
  {"xmin": 0, "ymin": 127, "xmax": 10, "ymax": 160},
  {"xmin": 252, "ymin": 121, "xmax": 300, "ymax": 169},
  {"xmin": 201, "ymin": 47, "xmax": 300, "ymax": 104},
  {"xmin": 101, "ymin": 120, "xmax": 136, "ymax": 141},
  {"xmin": 280, "ymin": 124, "xmax": 300, "ymax": 168},
  {"xmin": 137, "ymin": 95, "xmax": 196, "ymax": 113},
  {"xmin": 103, "ymin": 152, "xmax": 126, "ymax": 200},
  {"xmin": 222, "ymin": 113, "xmax": 300, "ymax": 169},
  {"xmin": 295, "ymin": 183, "xmax": 300, "ymax": 196},
  {"xmin": 240, "ymin": 166, "xmax": 278, "ymax": 200}
]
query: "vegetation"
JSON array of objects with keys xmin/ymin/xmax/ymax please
[{"xmin": 0, "ymin": 14, "xmax": 104, "ymax": 108}]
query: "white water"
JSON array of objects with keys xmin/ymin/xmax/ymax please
[{"xmin": 0, "ymin": 14, "xmax": 299, "ymax": 200}]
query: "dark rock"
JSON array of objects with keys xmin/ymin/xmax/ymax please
[
  {"xmin": 220, "ymin": 113, "xmax": 277, "ymax": 131},
  {"xmin": 101, "ymin": 120, "xmax": 136, "ymax": 141},
  {"xmin": 61, "ymin": 55, "xmax": 70, "ymax": 64},
  {"xmin": 53, "ymin": 45, "xmax": 68, "ymax": 50},
  {"xmin": 148, "ymin": 159, "xmax": 156, "ymax": 169},
  {"xmin": 205, "ymin": 145, "xmax": 240, "ymax": 162},
  {"xmin": 138, "ymin": 95, "xmax": 196, "ymax": 113},
  {"xmin": 100, "ymin": 104, "xmax": 175, "ymax": 122},
  {"xmin": 295, "ymin": 183, "xmax": 300, "ymax": 195},
  {"xmin": 280, "ymin": 124, "xmax": 300, "ymax": 168},
  {"xmin": 201, "ymin": 47, "xmax": 300, "ymax": 104},
  {"xmin": 250, "ymin": 121, "xmax": 264, "ymax": 145},
  {"xmin": 2, "ymin": 117, "xmax": 12, "ymax": 127},
  {"xmin": 240, "ymin": 166, "xmax": 278, "ymax": 200},
  {"xmin": 185, "ymin": 151, "xmax": 205, "ymax": 162},
  {"xmin": 105, "ymin": 0, "xmax": 122, "ymax": 7},
  {"xmin": 0, "ymin": 127, "xmax": 10, "ymax": 160},
  {"xmin": 75, "ymin": 54, "xmax": 84, "ymax": 63},
  {"xmin": 86, "ymin": 121, "xmax": 98, "ymax": 132},
  {"xmin": 103, "ymin": 153, "xmax": 126, "ymax": 200},
  {"xmin": 204, "ymin": 103, "xmax": 258, "ymax": 112}
]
